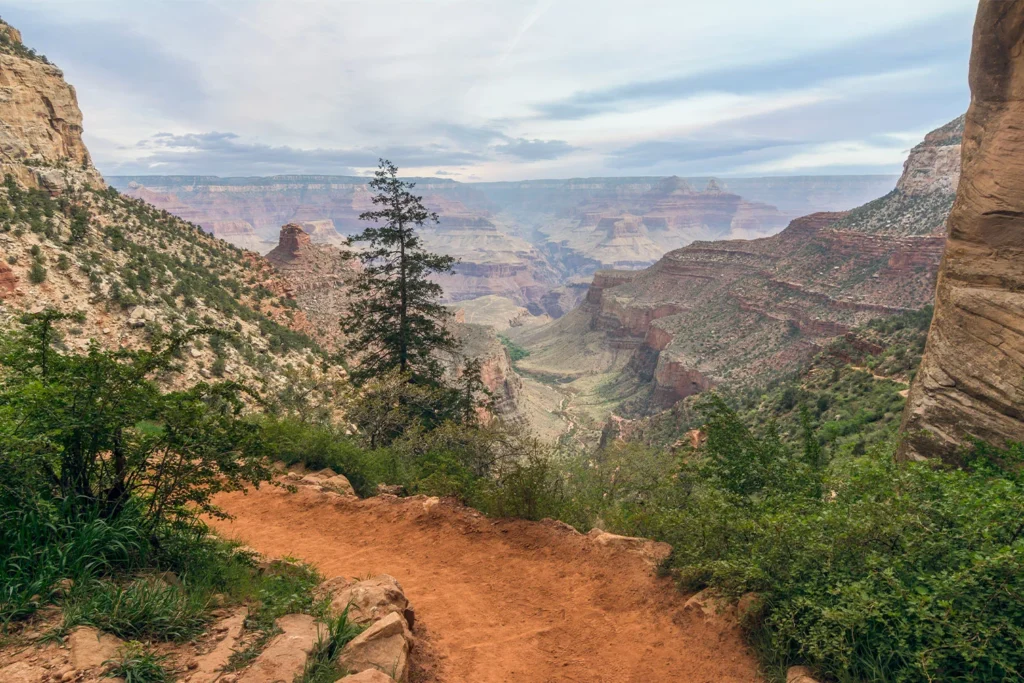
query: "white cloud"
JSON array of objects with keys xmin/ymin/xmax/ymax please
[{"xmin": 3, "ymin": 0, "xmax": 975, "ymax": 179}]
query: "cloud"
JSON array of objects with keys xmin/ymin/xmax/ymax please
[
  {"xmin": 2, "ymin": 0, "xmax": 975, "ymax": 179},
  {"xmin": 495, "ymin": 137, "xmax": 578, "ymax": 161},
  {"xmin": 532, "ymin": 11, "xmax": 971, "ymax": 121},
  {"xmin": 113, "ymin": 131, "xmax": 486, "ymax": 176}
]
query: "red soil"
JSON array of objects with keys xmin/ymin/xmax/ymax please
[{"xmin": 212, "ymin": 486, "xmax": 761, "ymax": 683}]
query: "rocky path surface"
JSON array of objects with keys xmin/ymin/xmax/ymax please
[{"xmin": 212, "ymin": 486, "xmax": 760, "ymax": 683}]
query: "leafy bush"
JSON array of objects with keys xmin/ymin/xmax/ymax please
[{"xmin": 0, "ymin": 310, "xmax": 271, "ymax": 527}]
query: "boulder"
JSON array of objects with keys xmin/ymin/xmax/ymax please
[
  {"xmin": 0, "ymin": 661, "xmax": 48, "ymax": 683},
  {"xmin": 238, "ymin": 613, "xmax": 321, "ymax": 683},
  {"xmin": 586, "ymin": 528, "xmax": 672, "ymax": 564},
  {"xmin": 69, "ymin": 626, "xmax": 123, "ymax": 671},
  {"xmin": 322, "ymin": 474, "xmax": 356, "ymax": 497},
  {"xmin": 335, "ymin": 671, "xmax": 396, "ymax": 682},
  {"xmin": 376, "ymin": 484, "xmax": 404, "ymax": 497},
  {"xmin": 326, "ymin": 575, "xmax": 414, "ymax": 628},
  {"xmin": 339, "ymin": 612, "xmax": 412, "ymax": 683},
  {"xmin": 787, "ymin": 665, "xmax": 822, "ymax": 683},
  {"xmin": 682, "ymin": 588, "xmax": 734, "ymax": 623}
]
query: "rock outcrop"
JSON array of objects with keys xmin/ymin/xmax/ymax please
[
  {"xmin": 324, "ymin": 575, "xmax": 414, "ymax": 627},
  {"xmin": 339, "ymin": 612, "xmax": 413, "ymax": 683},
  {"xmin": 265, "ymin": 223, "xmax": 357, "ymax": 350},
  {"xmin": 0, "ymin": 20, "xmax": 102, "ymax": 190},
  {"xmin": 900, "ymin": 2, "xmax": 1024, "ymax": 462},
  {"xmin": 237, "ymin": 614, "xmax": 321, "ymax": 683}
]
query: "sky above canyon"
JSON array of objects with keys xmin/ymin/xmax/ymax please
[{"xmin": 5, "ymin": 0, "xmax": 975, "ymax": 181}]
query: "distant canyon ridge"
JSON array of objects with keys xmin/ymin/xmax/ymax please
[{"xmin": 111, "ymin": 174, "xmax": 896, "ymax": 316}]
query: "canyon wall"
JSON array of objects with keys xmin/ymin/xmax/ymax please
[
  {"xmin": 0, "ymin": 19, "xmax": 328, "ymax": 395},
  {"xmin": 0, "ymin": 24, "xmax": 103, "ymax": 190},
  {"xmin": 900, "ymin": 1, "xmax": 1024, "ymax": 462},
  {"xmin": 110, "ymin": 173, "xmax": 900, "ymax": 310},
  {"xmin": 516, "ymin": 117, "xmax": 960, "ymax": 410}
]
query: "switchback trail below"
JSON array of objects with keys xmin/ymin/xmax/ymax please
[{"xmin": 212, "ymin": 485, "xmax": 761, "ymax": 683}]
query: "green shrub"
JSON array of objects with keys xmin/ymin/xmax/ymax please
[
  {"xmin": 299, "ymin": 607, "xmax": 364, "ymax": 683},
  {"xmin": 654, "ymin": 402, "xmax": 1024, "ymax": 682},
  {"xmin": 29, "ymin": 259, "xmax": 46, "ymax": 283}
]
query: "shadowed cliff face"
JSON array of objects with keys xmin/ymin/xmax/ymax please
[{"xmin": 900, "ymin": 1, "xmax": 1024, "ymax": 462}]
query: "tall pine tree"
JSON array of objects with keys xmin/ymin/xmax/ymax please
[{"xmin": 341, "ymin": 159, "xmax": 458, "ymax": 385}]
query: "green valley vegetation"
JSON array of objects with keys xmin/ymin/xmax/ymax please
[{"xmin": 498, "ymin": 334, "xmax": 531, "ymax": 363}]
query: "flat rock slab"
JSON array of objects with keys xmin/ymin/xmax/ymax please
[
  {"xmin": 238, "ymin": 613, "xmax": 321, "ymax": 683},
  {"xmin": 0, "ymin": 661, "xmax": 49, "ymax": 683},
  {"xmin": 68, "ymin": 626, "xmax": 123, "ymax": 671},
  {"xmin": 191, "ymin": 608, "xmax": 247, "ymax": 683},
  {"xmin": 336, "ymin": 670, "xmax": 396, "ymax": 682}
]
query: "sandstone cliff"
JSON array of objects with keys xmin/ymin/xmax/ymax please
[
  {"xmin": 0, "ymin": 21, "xmax": 102, "ymax": 190},
  {"xmin": 900, "ymin": 2, "xmax": 1024, "ymax": 462}
]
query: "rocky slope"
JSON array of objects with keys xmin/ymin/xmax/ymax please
[
  {"xmin": 513, "ymin": 117, "xmax": 961, "ymax": 420},
  {"xmin": 0, "ymin": 20, "xmax": 326, "ymax": 397},
  {"xmin": 900, "ymin": 2, "xmax": 1024, "ymax": 463}
]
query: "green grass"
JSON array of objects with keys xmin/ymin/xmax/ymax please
[
  {"xmin": 298, "ymin": 607, "xmax": 364, "ymax": 683},
  {"xmin": 102, "ymin": 641, "xmax": 173, "ymax": 683},
  {"xmin": 61, "ymin": 579, "xmax": 209, "ymax": 641}
]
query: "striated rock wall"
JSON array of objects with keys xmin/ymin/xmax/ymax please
[
  {"xmin": 0, "ymin": 22, "xmax": 102, "ymax": 190},
  {"xmin": 519, "ymin": 114, "xmax": 960, "ymax": 412},
  {"xmin": 900, "ymin": 1, "xmax": 1024, "ymax": 462}
]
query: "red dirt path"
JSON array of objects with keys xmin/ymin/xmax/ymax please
[{"xmin": 212, "ymin": 485, "xmax": 761, "ymax": 683}]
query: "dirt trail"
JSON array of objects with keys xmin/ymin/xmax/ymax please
[{"xmin": 212, "ymin": 486, "xmax": 760, "ymax": 683}]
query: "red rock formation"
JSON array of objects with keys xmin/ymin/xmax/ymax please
[
  {"xmin": 265, "ymin": 223, "xmax": 355, "ymax": 350},
  {"xmin": 900, "ymin": 1, "xmax": 1024, "ymax": 462},
  {"xmin": 0, "ymin": 262, "xmax": 17, "ymax": 297}
]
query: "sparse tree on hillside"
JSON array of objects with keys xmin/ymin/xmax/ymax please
[{"xmin": 341, "ymin": 159, "xmax": 458, "ymax": 384}]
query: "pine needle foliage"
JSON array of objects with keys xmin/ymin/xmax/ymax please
[{"xmin": 341, "ymin": 159, "xmax": 458, "ymax": 385}]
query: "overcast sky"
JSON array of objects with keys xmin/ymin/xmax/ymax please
[{"xmin": 4, "ymin": 0, "xmax": 975, "ymax": 181}]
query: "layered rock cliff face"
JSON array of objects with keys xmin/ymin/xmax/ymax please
[
  {"xmin": 515, "ymin": 118, "xmax": 961, "ymax": 411},
  {"xmin": 0, "ymin": 23, "xmax": 102, "ymax": 190},
  {"xmin": 111, "ymin": 174, "xmax": 899, "ymax": 311},
  {"xmin": 265, "ymin": 223, "xmax": 357, "ymax": 351},
  {"xmin": 416, "ymin": 197, "xmax": 558, "ymax": 305},
  {"xmin": 900, "ymin": 2, "xmax": 1024, "ymax": 462},
  {"xmin": 0, "ymin": 20, "xmax": 326, "ymax": 394},
  {"xmin": 833, "ymin": 116, "xmax": 964, "ymax": 236},
  {"xmin": 535, "ymin": 178, "xmax": 787, "ymax": 274}
]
